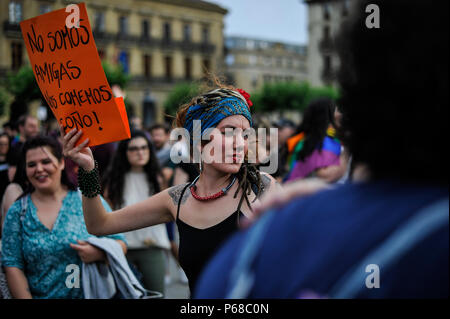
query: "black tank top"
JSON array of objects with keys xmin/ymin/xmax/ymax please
[{"xmin": 176, "ymin": 183, "xmax": 245, "ymax": 295}]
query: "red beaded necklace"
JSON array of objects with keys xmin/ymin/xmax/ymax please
[{"xmin": 190, "ymin": 175, "xmax": 237, "ymax": 201}]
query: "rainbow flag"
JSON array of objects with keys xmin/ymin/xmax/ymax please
[{"xmin": 286, "ymin": 127, "xmax": 341, "ymax": 182}]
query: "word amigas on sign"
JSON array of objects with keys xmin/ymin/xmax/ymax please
[{"xmin": 20, "ymin": 2, "xmax": 130, "ymax": 146}]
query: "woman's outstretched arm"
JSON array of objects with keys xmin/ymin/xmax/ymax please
[{"xmin": 61, "ymin": 127, "xmax": 173, "ymax": 236}]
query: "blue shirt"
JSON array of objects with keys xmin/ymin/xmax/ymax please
[
  {"xmin": 1, "ymin": 190, "xmax": 126, "ymax": 299},
  {"xmin": 195, "ymin": 180, "xmax": 448, "ymax": 298}
]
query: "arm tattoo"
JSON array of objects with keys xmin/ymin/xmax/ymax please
[{"xmin": 168, "ymin": 183, "xmax": 191, "ymax": 206}]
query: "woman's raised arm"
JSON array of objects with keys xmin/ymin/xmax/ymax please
[{"xmin": 61, "ymin": 127, "xmax": 173, "ymax": 236}]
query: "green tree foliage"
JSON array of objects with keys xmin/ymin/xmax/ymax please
[
  {"xmin": 163, "ymin": 82, "xmax": 200, "ymax": 117},
  {"xmin": 0, "ymin": 87, "xmax": 11, "ymax": 116},
  {"xmin": 102, "ymin": 61, "xmax": 130, "ymax": 88},
  {"xmin": 251, "ymin": 81, "xmax": 339, "ymax": 114},
  {"xmin": 5, "ymin": 66, "xmax": 42, "ymax": 102},
  {"xmin": 306, "ymin": 85, "xmax": 340, "ymax": 105},
  {"xmin": 5, "ymin": 66, "xmax": 43, "ymax": 121}
]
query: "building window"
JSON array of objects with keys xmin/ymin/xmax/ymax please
[
  {"xmin": 142, "ymin": 20, "xmax": 150, "ymax": 38},
  {"xmin": 143, "ymin": 54, "xmax": 152, "ymax": 78},
  {"xmin": 343, "ymin": 0, "xmax": 350, "ymax": 16},
  {"xmin": 184, "ymin": 57, "xmax": 192, "ymax": 79},
  {"xmin": 246, "ymin": 40, "xmax": 255, "ymax": 50},
  {"xmin": 165, "ymin": 56, "xmax": 173, "ymax": 79},
  {"xmin": 119, "ymin": 51, "xmax": 129, "ymax": 74},
  {"xmin": 11, "ymin": 42, "xmax": 22, "ymax": 70},
  {"xmin": 276, "ymin": 57, "xmax": 283, "ymax": 68},
  {"xmin": 39, "ymin": 4, "xmax": 52, "ymax": 15},
  {"xmin": 98, "ymin": 49, "xmax": 105, "ymax": 60},
  {"xmin": 202, "ymin": 27, "xmax": 209, "ymax": 44},
  {"xmin": 163, "ymin": 22, "xmax": 171, "ymax": 42},
  {"xmin": 323, "ymin": 55, "xmax": 332, "ymax": 74},
  {"xmin": 119, "ymin": 16, "xmax": 128, "ymax": 35},
  {"xmin": 225, "ymin": 54, "xmax": 235, "ymax": 66},
  {"xmin": 94, "ymin": 12, "xmax": 105, "ymax": 32},
  {"xmin": 249, "ymin": 55, "xmax": 257, "ymax": 66},
  {"xmin": 225, "ymin": 38, "xmax": 235, "ymax": 49},
  {"xmin": 324, "ymin": 26, "xmax": 331, "ymax": 40},
  {"xmin": 287, "ymin": 58, "xmax": 293, "ymax": 68},
  {"xmin": 251, "ymin": 76, "xmax": 258, "ymax": 88},
  {"xmin": 9, "ymin": 1, "xmax": 22, "ymax": 23},
  {"xmin": 260, "ymin": 41, "xmax": 269, "ymax": 49},
  {"xmin": 323, "ymin": 3, "xmax": 331, "ymax": 20},
  {"xmin": 183, "ymin": 24, "xmax": 192, "ymax": 42},
  {"xmin": 202, "ymin": 59, "xmax": 210, "ymax": 77}
]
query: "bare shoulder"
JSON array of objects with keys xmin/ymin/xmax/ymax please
[
  {"xmin": 259, "ymin": 172, "xmax": 281, "ymax": 197},
  {"xmin": 167, "ymin": 183, "xmax": 191, "ymax": 207},
  {"xmin": 4, "ymin": 183, "xmax": 23, "ymax": 195}
]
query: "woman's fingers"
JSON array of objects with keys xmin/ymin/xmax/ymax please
[
  {"xmin": 69, "ymin": 243, "xmax": 82, "ymax": 251},
  {"xmin": 59, "ymin": 124, "xmax": 66, "ymax": 138},
  {"xmin": 62, "ymin": 129, "xmax": 83, "ymax": 158},
  {"xmin": 72, "ymin": 137, "xmax": 90, "ymax": 154},
  {"xmin": 62, "ymin": 128, "xmax": 77, "ymax": 144}
]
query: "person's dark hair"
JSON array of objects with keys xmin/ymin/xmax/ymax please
[
  {"xmin": 2, "ymin": 122, "xmax": 12, "ymax": 130},
  {"xmin": 336, "ymin": 0, "xmax": 448, "ymax": 184},
  {"xmin": 17, "ymin": 114, "xmax": 34, "ymax": 128},
  {"xmin": 10, "ymin": 151, "xmax": 28, "ymax": 192},
  {"xmin": 149, "ymin": 123, "xmax": 170, "ymax": 134},
  {"xmin": 295, "ymin": 97, "xmax": 336, "ymax": 161},
  {"xmin": 0, "ymin": 132, "xmax": 10, "ymax": 145},
  {"xmin": 19, "ymin": 135, "xmax": 77, "ymax": 197},
  {"xmin": 102, "ymin": 130, "xmax": 164, "ymax": 209}
]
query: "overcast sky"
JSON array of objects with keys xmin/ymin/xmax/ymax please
[{"xmin": 206, "ymin": 0, "xmax": 308, "ymax": 45}]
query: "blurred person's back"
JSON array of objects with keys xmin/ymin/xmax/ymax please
[{"xmin": 195, "ymin": 0, "xmax": 448, "ymax": 299}]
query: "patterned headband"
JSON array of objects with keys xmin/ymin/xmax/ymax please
[{"xmin": 184, "ymin": 88, "xmax": 253, "ymax": 142}]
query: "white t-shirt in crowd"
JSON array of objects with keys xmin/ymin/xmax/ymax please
[{"xmin": 121, "ymin": 171, "xmax": 171, "ymax": 250}]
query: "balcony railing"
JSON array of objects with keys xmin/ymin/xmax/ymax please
[
  {"xmin": 131, "ymin": 75, "xmax": 181, "ymax": 85},
  {"xmin": 91, "ymin": 30, "xmax": 216, "ymax": 54},
  {"xmin": 3, "ymin": 21, "xmax": 22, "ymax": 39}
]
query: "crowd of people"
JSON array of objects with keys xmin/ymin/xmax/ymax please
[{"xmin": 0, "ymin": 0, "xmax": 448, "ymax": 299}]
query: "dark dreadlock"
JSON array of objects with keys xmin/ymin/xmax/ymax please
[{"xmin": 233, "ymin": 162, "xmax": 263, "ymax": 216}]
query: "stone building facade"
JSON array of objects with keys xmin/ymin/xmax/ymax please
[
  {"xmin": 305, "ymin": 0, "xmax": 353, "ymax": 87},
  {"xmin": 224, "ymin": 36, "xmax": 308, "ymax": 93},
  {"xmin": 0, "ymin": 0, "xmax": 227, "ymax": 125}
]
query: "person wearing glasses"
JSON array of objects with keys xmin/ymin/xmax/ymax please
[{"xmin": 102, "ymin": 130, "xmax": 169, "ymax": 296}]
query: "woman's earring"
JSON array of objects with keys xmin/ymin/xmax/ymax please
[{"xmin": 199, "ymin": 160, "xmax": 203, "ymax": 173}]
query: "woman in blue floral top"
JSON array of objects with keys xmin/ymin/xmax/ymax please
[{"xmin": 1, "ymin": 136, "xmax": 127, "ymax": 299}]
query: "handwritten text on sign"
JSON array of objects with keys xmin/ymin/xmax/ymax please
[{"xmin": 20, "ymin": 3, "xmax": 130, "ymax": 146}]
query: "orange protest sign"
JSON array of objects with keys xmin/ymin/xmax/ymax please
[{"xmin": 19, "ymin": 2, "xmax": 131, "ymax": 146}]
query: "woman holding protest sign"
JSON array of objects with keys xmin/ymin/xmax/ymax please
[{"xmin": 61, "ymin": 80, "xmax": 280, "ymax": 295}]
